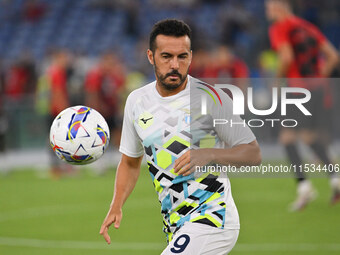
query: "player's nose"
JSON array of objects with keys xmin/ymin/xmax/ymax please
[{"xmin": 170, "ymin": 57, "xmax": 179, "ymax": 69}]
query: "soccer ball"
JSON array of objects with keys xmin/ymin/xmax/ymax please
[{"xmin": 50, "ymin": 106, "xmax": 110, "ymax": 165}]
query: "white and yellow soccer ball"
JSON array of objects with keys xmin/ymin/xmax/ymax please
[{"xmin": 50, "ymin": 106, "xmax": 110, "ymax": 165}]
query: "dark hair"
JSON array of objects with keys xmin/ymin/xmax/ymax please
[{"xmin": 149, "ymin": 19, "xmax": 192, "ymax": 52}]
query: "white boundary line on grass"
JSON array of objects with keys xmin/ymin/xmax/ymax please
[
  {"xmin": 0, "ymin": 237, "xmax": 164, "ymax": 251},
  {"xmin": 0, "ymin": 237, "xmax": 340, "ymax": 252},
  {"xmin": 0, "ymin": 199, "xmax": 156, "ymax": 223},
  {"xmin": 0, "ymin": 204, "xmax": 96, "ymax": 223}
]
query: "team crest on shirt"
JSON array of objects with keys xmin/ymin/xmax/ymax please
[
  {"xmin": 184, "ymin": 114, "xmax": 191, "ymax": 124},
  {"xmin": 138, "ymin": 111, "xmax": 154, "ymax": 130},
  {"xmin": 182, "ymin": 108, "xmax": 191, "ymax": 124}
]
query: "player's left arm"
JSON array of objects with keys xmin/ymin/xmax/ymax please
[
  {"xmin": 319, "ymin": 40, "xmax": 339, "ymax": 77},
  {"xmin": 174, "ymin": 140, "xmax": 261, "ymax": 176},
  {"xmin": 269, "ymin": 24, "xmax": 293, "ymax": 78},
  {"xmin": 276, "ymin": 43, "xmax": 294, "ymax": 78}
]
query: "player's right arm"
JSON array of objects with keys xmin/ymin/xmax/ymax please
[
  {"xmin": 85, "ymin": 71, "xmax": 108, "ymax": 116},
  {"xmin": 100, "ymin": 90, "xmax": 144, "ymax": 244},
  {"xmin": 268, "ymin": 23, "xmax": 294, "ymax": 78},
  {"xmin": 50, "ymin": 68, "xmax": 69, "ymax": 113},
  {"xmin": 99, "ymin": 153, "xmax": 143, "ymax": 244},
  {"xmin": 319, "ymin": 41, "xmax": 339, "ymax": 77},
  {"xmin": 276, "ymin": 43, "xmax": 294, "ymax": 78}
]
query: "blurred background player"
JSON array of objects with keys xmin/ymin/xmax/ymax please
[
  {"xmin": 85, "ymin": 51, "xmax": 126, "ymax": 147},
  {"xmin": 46, "ymin": 49, "xmax": 73, "ymax": 178},
  {"xmin": 84, "ymin": 51, "xmax": 126, "ymax": 173},
  {"xmin": 189, "ymin": 45, "xmax": 249, "ymax": 105},
  {"xmin": 0, "ymin": 58, "xmax": 7, "ymax": 164},
  {"xmin": 265, "ymin": 0, "xmax": 340, "ymax": 210},
  {"xmin": 3, "ymin": 52, "xmax": 37, "ymax": 148},
  {"xmin": 190, "ymin": 45, "xmax": 249, "ymax": 89},
  {"xmin": 208, "ymin": 45, "xmax": 249, "ymax": 92}
]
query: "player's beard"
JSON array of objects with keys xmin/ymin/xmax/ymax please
[{"xmin": 154, "ymin": 62, "xmax": 188, "ymax": 91}]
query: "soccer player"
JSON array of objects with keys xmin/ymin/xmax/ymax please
[
  {"xmin": 100, "ymin": 19, "xmax": 261, "ymax": 254},
  {"xmin": 265, "ymin": 0, "xmax": 340, "ymax": 210},
  {"xmin": 47, "ymin": 49, "xmax": 73, "ymax": 178},
  {"xmin": 85, "ymin": 51, "xmax": 126, "ymax": 148},
  {"xmin": 0, "ymin": 59, "xmax": 5, "ymax": 156},
  {"xmin": 191, "ymin": 45, "xmax": 249, "ymax": 93}
]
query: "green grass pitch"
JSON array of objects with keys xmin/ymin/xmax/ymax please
[{"xmin": 0, "ymin": 165, "xmax": 339, "ymax": 255}]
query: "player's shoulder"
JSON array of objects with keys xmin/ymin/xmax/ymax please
[
  {"xmin": 189, "ymin": 76, "xmax": 233, "ymax": 106},
  {"xmin": 270, "ymin": 15, "xmax": 298, "ymax": 31},
  {"xmin": 189, "ymin": 76, "xmax": 212, "ymax": 89},
  {"xmin": 48, "ymin": 65, "xmax": 62, "ymax": 75},
  {"xmin": 291, "ymin": 16, "xmax": 310, "ymax": 26},
  {"xmin": 126, "ymin": 80, "xmax": 156, "ymax": 102},
  {"xmin": 287, "ymin": 16, "xmax": 318, "ymax": 31},
  {"xmin": 190, "ymin": 76, "xmax": 228, "ymax": 95}
]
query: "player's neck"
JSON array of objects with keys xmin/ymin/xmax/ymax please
[
  {"xmin": 276, "ymin": 11, "xmax": 293, "ymax": 22},
  {"xmin": 156, "ymin": 78, "xmax": 188, "ymax": 97}
]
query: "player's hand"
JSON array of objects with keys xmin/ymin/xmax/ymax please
[
  {"xmin": 174, "ymin": 149, "xmax": 214, "ymax": 176},
  {"xmin": 99, "ymin": 207, "xmax": 122, "ymax": 244}
]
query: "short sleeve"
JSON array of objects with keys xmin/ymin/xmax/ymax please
[
  {"xmin": 232, "ymin": 58, "xmax": 249, "ymax": 78},
  {"xmin": 119, "ymin": 93, "xmax": 144, "ymax": 157},
  {"xmin": 50, "ymin": 68, "xmax": 66, "ymax": 89},
  {"xmin": 85, "ymin": 70, "xmax": 102, "ymax": 92},
  {"xmin": 210, "ymin": 89, "xmax": 256, "ymax": 147},
  {"xmin": 308, "ymin": 23, "xmax": 327, "ymax": 45},
  {"xmin": 269, "ymin": 23, "xmax": 290, "ymax": 51}
]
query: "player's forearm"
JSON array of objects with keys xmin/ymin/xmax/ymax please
[
  {"xmin": 110, "ymin": 160, "xmax": 141, "ymax": 209},
  {"xmin": 276, "ymin": 44, "xmax": 294, "ymax": 78},
  {"xmin": 320, "ymin": 41, "xmax": 340, "ymax": 77},
  {"xmin": 174, "ymin": 141, "xmax": 261, "ymax": 176},
  {"xmin": 209, "ymin": 141, "xmax": 261, "ymax": 167},
  {"xmin": 86, "ymin": 93, "xmax": 105, "ymax": 115},
  {"xmin": 321, "ymin": 56, "xmax": 339, "ymax": 77},
  {"xmin": 276, "ymin": 60, "xmax": 290, "ymax": 78},
  {"xmin": 53, "ymin": 90, "xmax": 68, "ymax": 112}
]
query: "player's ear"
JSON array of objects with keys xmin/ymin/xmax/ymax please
[
  {"xmin": 189, "ymin": 50, "xmax": 193, "ymax": 65},
  {"xmin": 147, "ymin": 49, "xmax": 154, "ymax": 65}
]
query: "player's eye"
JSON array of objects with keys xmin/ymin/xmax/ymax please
[
  {"xmin": 162, "ymin": 54, "xmax": 171, "ymax": 59},
  {"xmin": 178, "ymin": 54, "xmax": 188, "ymax": 59}
]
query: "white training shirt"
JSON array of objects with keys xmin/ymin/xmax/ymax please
[{"xmin": 119, "ymin": 75, "xmax": 256, "ymax": 242}]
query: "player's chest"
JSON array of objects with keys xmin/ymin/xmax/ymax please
[{"xmin": 132, "ymin": 99, "xmax": 191, "ymax": 146}]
